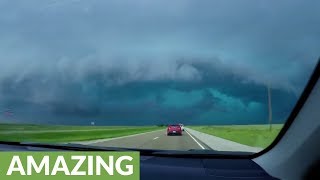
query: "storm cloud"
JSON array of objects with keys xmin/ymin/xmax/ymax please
[{"xmin": 0, "ymin": 0, "xmax": 319, "ymax": 125}]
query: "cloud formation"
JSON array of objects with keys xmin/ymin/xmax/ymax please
[{"xmin": 0, "ymin": 0, "xmax": 319, "ymax": 125}]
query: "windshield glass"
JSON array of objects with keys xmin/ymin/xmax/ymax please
[{"xmin": 0, "ymin": 0, "xmax": 319, "ymax": 153}]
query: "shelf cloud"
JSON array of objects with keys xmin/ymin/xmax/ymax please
[{"xmin": 0, "ymin": 0, "xmax": 319, "ymax": 125}]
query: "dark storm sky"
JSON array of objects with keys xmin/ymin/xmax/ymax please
[{"xmin": 0, "ymin": 0, "xmax": 319, "ymax": 125}]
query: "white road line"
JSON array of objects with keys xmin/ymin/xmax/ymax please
[
  {"xmin": 153, "ymin": 137, "xmax": 159, "ymax": 140},
  {"xmin": 74, "ymin": 129, "xmax": 164, "ymax": 145},
  {"xmin": 185, "ymin": 130, "xmax": 205, "ymax": 149}
]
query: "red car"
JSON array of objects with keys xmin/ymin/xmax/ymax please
[{"xmin": 167, "ymin": 125, "xmax": 182, "ymax": 136}]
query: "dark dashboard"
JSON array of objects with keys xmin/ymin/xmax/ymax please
[
  {"xmin": 0, "ymin": 143, "xmax": 278, "ymax": 180},
  {"xmin": 141, "ymin": 156, "xmax": 278, "ymax": 180}
]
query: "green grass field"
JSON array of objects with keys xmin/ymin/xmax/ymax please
[
  {"xmin": 0, "ymin": 123, "xmax": 140, "ymax": 131},
  {"xmin": 0, "ymin": 124, "xmax": 162, "ymax": 143},
  {"xmin": 0, "ymin": 123, "xmax": 283, "ymax": 148},
  {"xmin": 189, "ymin": 124, "xmax": 283, "ymax": 148}
]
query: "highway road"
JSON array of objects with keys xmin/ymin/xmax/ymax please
[{"xmin": 88, "ymin": 129, "xmax": 210, "ymax": 151}]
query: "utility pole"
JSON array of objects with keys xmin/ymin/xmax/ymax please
[{"xmin": 267, "ymin": 85, "xmax": 272, "ymax": 131}]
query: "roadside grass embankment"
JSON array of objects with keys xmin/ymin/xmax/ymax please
[
  {"xmin": 189, "ymin": 124, "xmax": 283, "ymax": 148},
  {"xmin": 0, "ymin": 124, "xmax": 162, "ymax": 143}
]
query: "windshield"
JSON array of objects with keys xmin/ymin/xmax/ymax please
[{"xmin": 0, "ymin": 0, "xmax": 319, "ymax": 153}]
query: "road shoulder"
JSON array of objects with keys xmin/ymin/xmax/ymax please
[{"xmin": 185, "ymin": 127, "xmax": 263, "ymax": 153}]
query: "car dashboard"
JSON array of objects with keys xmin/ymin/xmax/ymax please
[{"xmin": 0, "ymin": 143, "xmax": 278, "ymax": 180}]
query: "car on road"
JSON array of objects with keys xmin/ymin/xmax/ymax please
[{"xmin": 167, "ymin": 125, "xmax": 182, "ymax": 136}]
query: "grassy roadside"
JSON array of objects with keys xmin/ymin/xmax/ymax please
[
  {"xmin": 0, "ymin": 124, "xmax": 163, "ymax": 143},
  {"xmin": 0, "ymin": 123, "xmax": 142, "ymax": 131},
  {"xmin": 189, "ymin": 124, "xmax": 283, "ymax": 148}
]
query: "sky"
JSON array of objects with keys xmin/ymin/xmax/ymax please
[{"xmin": 0, "ymin": 0, "xmax": 319, "ymax": 125}]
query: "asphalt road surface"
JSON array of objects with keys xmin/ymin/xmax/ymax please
[{"xmin": 88, "ymin": 129, "xmax": 210, "ymax": 151}]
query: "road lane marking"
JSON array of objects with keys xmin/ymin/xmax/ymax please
[
  {"xmin": 153, "ymin": 137, "xmax": 159, "ymax": 140},
  {"xmin": 185, "ymin": 130, "xmax": 205, "ymax": 149}
]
